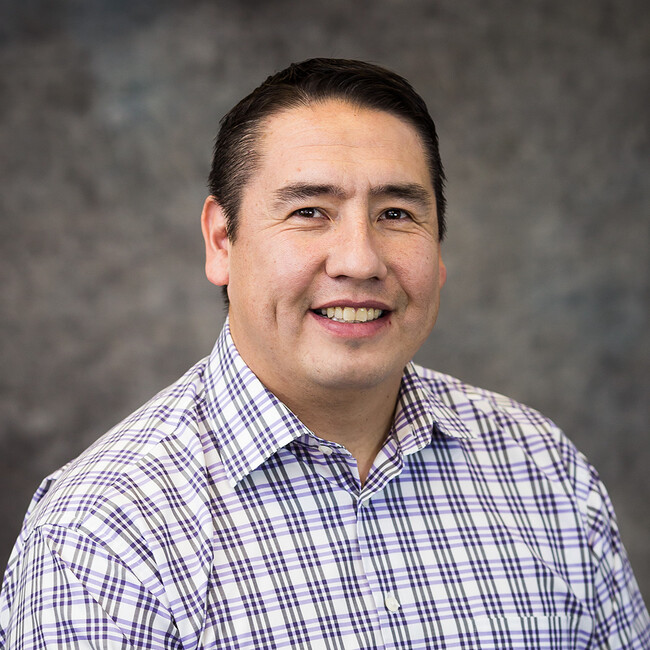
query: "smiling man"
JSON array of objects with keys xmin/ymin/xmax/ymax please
[
  {"xmin": 1, "ymin": 59, "xmax": 648, "ymax": 649},
  {"xmin": 203, "ymin": 98, "xmax": 446, "ymax": 483}
]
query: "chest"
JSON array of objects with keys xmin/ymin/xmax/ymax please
[{"xmin": 196, "ymin": 446, "xmax": 595, "ymax": 648}]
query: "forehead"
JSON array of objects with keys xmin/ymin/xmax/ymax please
[{"xmin": 251, "ymin": 100, "xmax": 432, "ymax": 191}]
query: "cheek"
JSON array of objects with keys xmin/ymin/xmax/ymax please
[
  {"xmin": 233, "ymin": 239, "xmax": 321, "ymax": 307},
  {"xmin": 271, "ymin": 249, "xmax": 320, "ymax": 295},
  {"xmin": 396, "ymin": 248, "xmax": 441, "ymax": 300}
]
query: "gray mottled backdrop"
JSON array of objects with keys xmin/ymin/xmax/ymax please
[{"xmin": 1, "ymin": 0, "xmax": 648, "ymax": 599}]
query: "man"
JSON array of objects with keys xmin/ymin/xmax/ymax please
[{"xmin": 0, "ymin": 58, "xmax": 647, "ymax": 648}]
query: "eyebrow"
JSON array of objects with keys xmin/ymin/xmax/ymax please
[
  {"xmin": 272, "ymin": 182, "xmax": 434, "ymax": 210},
  {"xmin": 369, "ymin": 183, "xmax": 434, "ymax": 210},
  {"xmin": 272, "ymin": 183, "xmax": 346, "ymax": 209}
]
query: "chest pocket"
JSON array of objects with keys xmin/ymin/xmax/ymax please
[{"xmin": 471, "ymin": 614, "xmax": 594, "ymax": 649}]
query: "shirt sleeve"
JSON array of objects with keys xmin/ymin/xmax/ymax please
[
  {"xmin": 579, "ymin": 459, "xmax": 650, "ymax": 648},
  {"xmin": 0, "ymin": 524, "xmax": 182, "ymax": 649}
]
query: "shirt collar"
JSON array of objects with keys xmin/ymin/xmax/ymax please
[
  {"xmin": 392, "ymin": 362, "xmax": 477, "ymax": 455},
  {"xmin": 203, "ymin": 321, "xmax": 477, "ymax": 486},
  {"xmin": 202, "ymin": 320, "xmax": 309, "ymax": 487}
]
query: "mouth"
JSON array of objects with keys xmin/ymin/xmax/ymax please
[{"xmin": 314, "ymin": 306, "xmax": 385, "ymax": 324}]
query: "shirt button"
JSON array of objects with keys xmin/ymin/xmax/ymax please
[
  {"xmin": 318, "ymin": 445, "xmax": 334, "ymax": 456},
  {"xmin": 384, "ymin": 593, "xmax": 400, "ymax": 612}
]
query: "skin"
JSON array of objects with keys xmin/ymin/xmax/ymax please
[{"xmin": 202, "ymin": 99, "xmax": 446, "ymax": 484}]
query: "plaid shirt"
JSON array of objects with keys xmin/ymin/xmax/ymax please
[{"xmin": 1, "ymin": 321, "xmax": 648, "ymax": 649}]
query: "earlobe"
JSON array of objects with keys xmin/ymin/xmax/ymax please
[{"xmin": 201, "ymin": 197, "xmax": 230, "ymax": 286}]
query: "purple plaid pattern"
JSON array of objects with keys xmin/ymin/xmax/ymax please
[{"xmin": 1, "ymin": 320, "xmax": 648, "ymax": 648}]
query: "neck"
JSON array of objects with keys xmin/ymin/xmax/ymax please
[{"xmin": 271, "ymin": 378, "xmax": 402, "ymax": 485}]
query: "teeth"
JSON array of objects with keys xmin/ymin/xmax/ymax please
[{"xmin": 317, "ymin": 306, "xmax": 384, "ymax": 323}]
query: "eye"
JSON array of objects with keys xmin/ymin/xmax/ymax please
[
  {"xmin": 381, "ymin": 208, "xmax": 411, "ymax": 221},
  {"xmin": 292, "ymin": 207, "xmax": 324, "ymax": 219}
]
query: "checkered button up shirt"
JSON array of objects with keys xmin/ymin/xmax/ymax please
[{"xmin": 1, "ymin": 321, "xmax": 648, "ymax": 648}]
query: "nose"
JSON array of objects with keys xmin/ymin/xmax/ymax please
[{"xmin": 325, "ymin": 214, "xmax": 388, "ymax": 281}]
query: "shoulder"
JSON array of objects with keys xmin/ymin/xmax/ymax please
[
  {"xmin": 21, "ymin": 356, "xmax": 215, "ymax": 542},
  {"xmin": 412, "ymin": 364, "xmax": 620, "ymax": 554},
  {"xmin": 412, "ymin": 363, "xmax": 593, "ymax": 499},
  {"xmin": 413, "ymin": 363, "xmax": 559, "ymax": 432},
  {"xmin": 1, "ymin": 357, "xmax": 221, "ymax": 645},
  {"xmin": 413, "ymin": 363, "xmax": 545, "ymax": 417}
]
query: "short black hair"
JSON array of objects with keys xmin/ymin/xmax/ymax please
[{"xmin": 208, "ymin": 58, "xmax": 446, "ymax": 243}]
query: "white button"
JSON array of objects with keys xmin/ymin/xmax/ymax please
[
  {"xmin": 384, "ymin": 593, "xmax": 400, "ymax": 612},
  {"xmin": 318, "ymin": 445, "xmax": 334, "ymax": 456}
]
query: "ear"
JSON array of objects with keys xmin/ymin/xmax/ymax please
[
  {"xmin": 438, "ymin": 255, "xmax": 447, "ymax": 289},
  {"xmin": 201, "ymin": 197, "xmax": 230, "ymax": 286}
]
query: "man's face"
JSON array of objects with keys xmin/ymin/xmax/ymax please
[{"xmin": 203, "ymin": 99, "xmax": 446, "ymax": 401}]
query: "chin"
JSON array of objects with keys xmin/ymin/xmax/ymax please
[{"xmin": 311, "ymin": 362, "xmax": 400, "ymax": 392}]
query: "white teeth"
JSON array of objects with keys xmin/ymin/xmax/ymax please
[{"xmin": 317, "ymin": 307, "xmax": 384, "ymax": 323}]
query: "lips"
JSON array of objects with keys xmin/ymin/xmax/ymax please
[{"xmin": 315, "ymin": 306, "xmax": 385, "ymax": 323}]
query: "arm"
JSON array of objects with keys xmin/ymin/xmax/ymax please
[
  {"xmin": 581, "ymin": 462, "xmax": 650, "ymax": 648},
  {"xmin": 1, "ymin": 524, "xmax": 181, "ymax": 649}
]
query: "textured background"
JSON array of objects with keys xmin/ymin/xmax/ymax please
[{"xmin": 1, "ymin": 0, "xmax": 648, "ymax": 600}]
